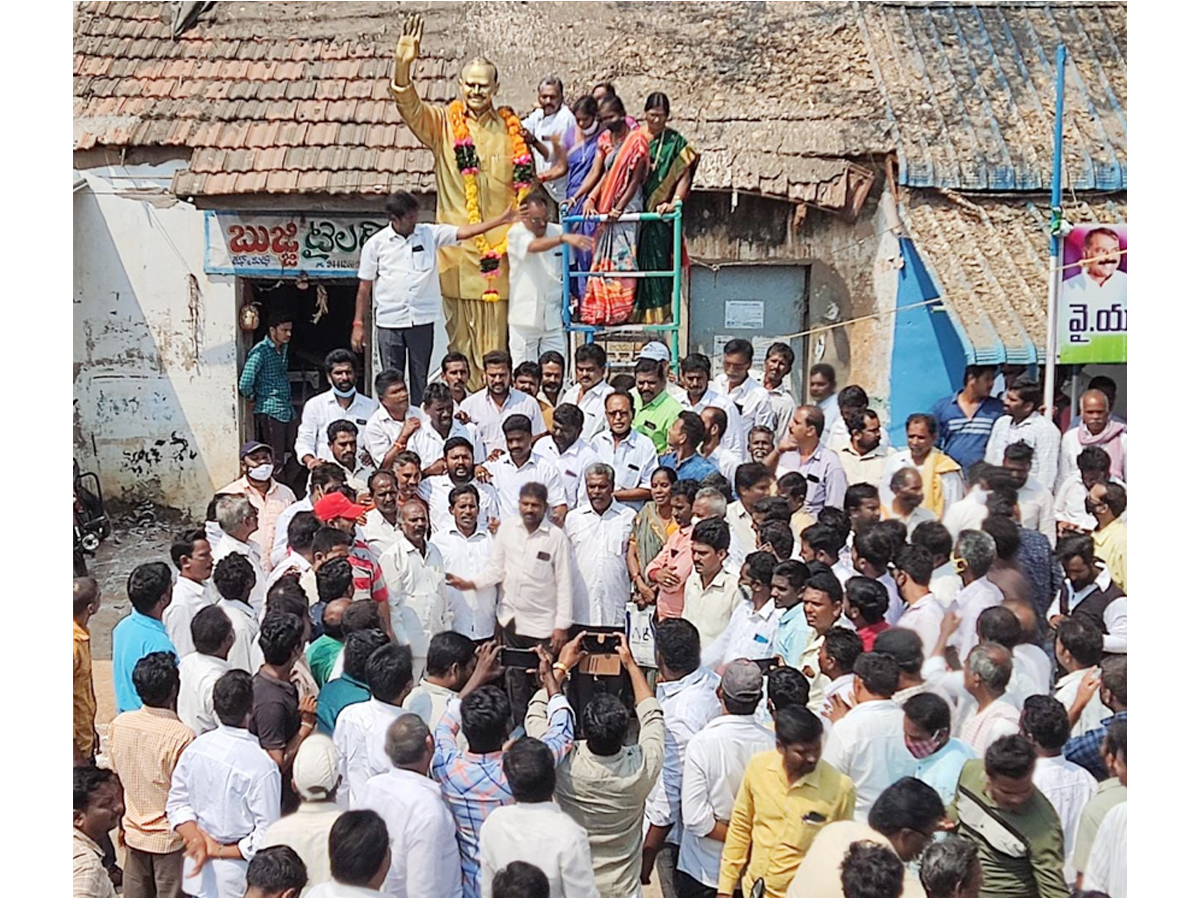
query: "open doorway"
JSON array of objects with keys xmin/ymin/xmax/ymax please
[{"xmin": 236, "ymin": 277, "xmax": 364, "ymax": 495}]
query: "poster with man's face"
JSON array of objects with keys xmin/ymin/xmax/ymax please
[{"xmin": 1058, "ymin": 224, "xmax": 1127, "ymax": 364}]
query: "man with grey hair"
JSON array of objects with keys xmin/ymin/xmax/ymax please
[
  {"xmin": 564, "ymin": 462, "xmax": 636, "ymax": 627},
  {"xmin": 918, "ymin": 834, "xmax": 982, "ymax": 898},
  {"xmin": 958, "ymin": 642, "xmax": 1020, "ymax": 756},
  {"xmin": 211, "ymin": 493, "xmax": 268, "ymax": 615},
  {"xmin": 694, "ymin": 486, "xmax": 747, "ymax": 569},
  {"xmin": 358, "ymin": 714, "xmax": 462, "ymax": 897},
  {"xmin": 947, "ymin": 530, "xmax": 1003, "ymax": 663},
  {"xmin": 522, "ymin": 75, "xmax": 574, "ymax": 204},
  {"xmin": 261, "ymin": 733, "xmax": 343, "ymax": 889}
]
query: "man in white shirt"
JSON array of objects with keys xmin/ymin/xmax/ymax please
[
  {"xmin": 521, "ymin": 76, "xmax": 576, "ymax": 203},
  {"xmin": 808, "ymin": 363, "xmax": 839, "ymax": 438},
  {"xmin": 957, "ymin": 643, "xmax": 1021, "ymax": 756},
  {"xmin": 726, "ymin": 463, "xmax": 774, "ymax": 556},
  {"xmin": 163, "ymin": 529, "xmax": 216, "ymax": 658},
  {"xmin": 305, "ymin": 810, "xmax": 392, "ymax": 898},
  {"xmin": 1082, "ymin": 801, "xmax": 1127, "ymax": 899},
  {"xmin": 912, "ymin": 520, "xmax": 963, "ymax": 608},
  {"xmin": 359, "ymin": 714, "xmax": 463, "ymax": 898},
  {"xmin": 680, "ymin": 352, "xmax": 748, "ymax": 456},
  {"xmin": 479, "ymin": 737, "xmax": 600, "ymax": 898},
  {"xmin": 445, "ymin": 482, "xmax": 576, "ymax": 719},
  {"xmin": 677, "ymin": 660, "xmax": 776, "ymax": 895},
  {"xmin": 319, "ymin": 420, "xmax": 373, "ymax": 496},
  {"xmin": 485, "ymin": 413, "xmax": 569, "ymax": 523},
  {"xmin": 1001, "ymin": 442, "xmax": 1057, "ymax": 545},
  {"xmin": 506, "ymin": 192, "xmax": 590, "ymax": 366},
  {"xmin": 295, "ymin": 349, "xmax": 379, "ymax": 471},
  {"xmin": 360, "ymin": 369, "xmax": 425, "ymax": 472},
  {"xmin": 1054, "ymin": 446, "xmax": 1117, "ymax": 534},
  {"xmin": 212, "ymin": 495, "xmax": 268, "ymax": 615},
  {"xmin": 947, "ymin": 529, "xmax": 1004, "ymax": 663},
  {"xmin": 379, "ymin": 501, "xmax": 447, "ymax": 679},
  {"xmin": 887, "ymin": 467, "xmax": 938, "ymax": 537},
  {"xmin": 682, "ymin": 518, "xmax": 743, "ymax": 651},
  {"xmin": 401, "ymin": 631, "xmax": 476, "ymax": 730},
  {"xmin": 893, "ymin": 544, "xmax": 945, "ymax": 659},
  {"xmin": 641, "ymin": 618, "xmax": 722, "ymax": 889},
  {"xmin": 594, "ymin": 389, "xmax": 658, "ymax": 511},
  {"xmin": 212, "ymin": 553, "xmax": 264, "ymax": 674},
  {"xmin": 558, "ymin": 343, "xmax": 615, "ymax": 441},
  {"xmin": 714, "ymin": 338, "xmax": 776, "ymax": 430},
  {"xmin": 419, "ymin": 437, "xmax": 502, "ymax": 536},
  {"xmin": 460, "ymin": 350, "xmax": 548, "ymax": 457},
  {"xmin": 426, "ymin": 488, "xmax": 497, "ymax": 641},
  {"xmin": 1053, "ymin": 618, "xmax": 1108, "ymax": 739},
  {"xmin": 333, "ymin": 643, "xmax": 414, "ymax": 808},
  {"xmin": 824, "ymin": 652, "xmax": 916, "ymax": 821},
  {"xmin": 702, "ymin": 552, "xmax": 781, "ymax": 670},
  {"xmin": 353, "ymin": 190, "xmax": 514, "ymax": 403},
  {"xmin": 1021, "ymin": 695, "xmax": 1098, "ymax": 884},
  {"xmin": 537, "ymin": 403, "xmax": 602, "ymax": 510},
  {"xmin": 564, "ymin": 463, "xmax": 636, "ymax": 628},
  {"xmin": 360, "ymin": 471, "xmax": 402, "ymax": 559},
  {"xmin": 850, "ymin": 527, "xmax": 904, "ymax": 626},
  {"xmin": 699, "ymin": 407, "xmax": 743, "ymax": 485},
  {"xmin": 177, "ymin": 606, "xmax": 234, "ymax": 736},
  {"xmin": 166, "ymin": 669, "xmax": 281, "ymax": 899},
  {"xmin": 762, "ymin": 342, "xmax": 799, "ymax": 444},
  {"xmin": 984, "ymin": 375, "xmax": 1061, "ymax": 489},
  {"xmin": 260, "ymin": 733, "xmax": 343, "ymax": 891},
  {"xmin": 409, "ymin": 381, "xmax": 483, "ymax": 475},
  {"xmin": 270, "ymin": 464, "xmax": 347, "ymax": 569}
]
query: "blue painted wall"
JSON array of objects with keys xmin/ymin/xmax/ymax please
[{"xmin": 886, "ymin": 239, "xmax": 967, "ymax": 446}]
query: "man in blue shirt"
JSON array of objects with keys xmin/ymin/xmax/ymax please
[
  {"xmin": 110, "ymin": 562, "xmax": 177, "ymax": 714},
  {"xmin": 931, "ymin": 365, "xmax": 1006, "ymax": 471},
  {"xmin": 659, "ymin": 411, "xmax": 718, "ymax": 482}
]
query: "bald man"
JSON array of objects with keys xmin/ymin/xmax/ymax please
[
  {"xmin": 1056, "ymin": 389, "xmax": 1127, "ymax": 491},
  {"xmin": 308, "ymin": 597, "xmax": 353, "ymax": 689},
  {"xmin": 380, "ymin": 499, "xmax": 448, "ymax": 680}
]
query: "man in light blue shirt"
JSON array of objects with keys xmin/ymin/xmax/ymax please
[
  {"xmin": 900, "ymin": 692, "xmax": 976, "ymax": 806},
  {"xmin": 110, "ymin": 562, "xmax": 177, "ymax": 714},
  {"xmin": 769, "ymin": 559, "xmax": 813, "ymax": 668}
]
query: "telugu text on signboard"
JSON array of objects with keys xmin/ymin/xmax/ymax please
[
  {"xmin": 205, "ymin": 212, "xmax": 387, "ymax": 277},
  {"xmin": 1057, "ymin": 224, "xmax": 1127, "ymax": 365}
]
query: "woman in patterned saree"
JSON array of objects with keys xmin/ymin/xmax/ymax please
[
  {"xmin": 544, "ymin": 95, "xmax": 603, "ymax": 298},
  {"xmin": 574, "ymin": 93, "xmax": 650, "ymax": 325},
  {"xmin": 634, "ymin": 92, "xmax": 699, "ymax": 324}
]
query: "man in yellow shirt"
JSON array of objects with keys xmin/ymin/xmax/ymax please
[
  {"xmin": 717, "ymin": 706, "xmax": 856, "ymax": 897},
  {"xmin": 73, "ymin": 576, "xmax": 102, "ymax": 765},
  {"xmin": 1087, "ymin": 481, "xmax": 1127, "ymax": 592}
]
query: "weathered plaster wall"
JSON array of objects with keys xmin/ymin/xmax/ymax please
[{"xmin": 74, "ymin": 159, "xmax": 239, "ymax": 517}]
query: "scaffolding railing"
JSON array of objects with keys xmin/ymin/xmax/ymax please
[{"xmin": 560, "ymin": 206, "xmax": 684, "ymax": 370}]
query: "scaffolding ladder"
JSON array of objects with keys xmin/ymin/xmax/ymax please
[{"xmin": 560, "ymin": 207, "xmax": 684, "ymax": 371}]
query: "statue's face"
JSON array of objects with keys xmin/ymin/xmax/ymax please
[{"xmin": 460, "ymin": 63, "xmax": 497, "ymax": 114}]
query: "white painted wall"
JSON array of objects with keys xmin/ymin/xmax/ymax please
[{"xmin": 74, "ymin": 160, "xmax": 240, "ymax": 517}]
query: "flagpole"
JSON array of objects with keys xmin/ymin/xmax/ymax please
[{"xmin": 1043, "ymin": 44, "xmax": 1066, "ymax": 415}]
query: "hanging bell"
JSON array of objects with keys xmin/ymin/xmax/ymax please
[{"xmin": 239, "ymin": 302, "xmax": 260, "ymax": 332}]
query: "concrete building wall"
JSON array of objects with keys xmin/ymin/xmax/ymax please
[{"xmin": 74, "ymin": 159, "xmax": 240, "ymax": 517}]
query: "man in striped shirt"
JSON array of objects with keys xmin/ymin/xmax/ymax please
[
  {"xmin": 931, "ymin": 365, "xmax": 1006, "ymax": 471},
  {"xmin": 432, "ymin": 642, "xmax": 576, "ymax": 898}
]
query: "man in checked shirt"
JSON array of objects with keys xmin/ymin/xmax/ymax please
[{"xmin": 431, "ymin": 638, "xmax": 581, "ymax": 898}]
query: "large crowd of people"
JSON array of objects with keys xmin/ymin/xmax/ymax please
[{"xmin": 72, "ymin": 69, "xmax": 1129, "ymax": 900}]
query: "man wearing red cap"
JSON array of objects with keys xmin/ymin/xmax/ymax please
[
  {"xmin": 220, "ymin": 441, "xmax": 297, "ymax": 560},
  {"xmin": 313, "ymin": 490, "xmax": 394, "ymax": 640}
]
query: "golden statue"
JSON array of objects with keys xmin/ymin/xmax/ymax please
[{"xmin": 390, "ymin": 13, "xmax": 534, "ymax": 389}]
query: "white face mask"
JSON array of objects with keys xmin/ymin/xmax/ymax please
[
  {"xmin": 249, "ymin": 463, "xmax": 274, "ymax": 481},
  {"xmin": 582, "ymin": 120, "xmax": 599, "ymax": 137}
]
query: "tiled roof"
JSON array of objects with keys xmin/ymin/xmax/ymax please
[
  {"xmin": 903, "ymin": 191, "xmax": 1127, "ymax": 364},
  {"xmin": 860, "ymin": 2, "xmax": 1127, "ymax": 191},
  {"xmin": 73, "ymin": 1, "xmax": 889, "ymax": 203}
]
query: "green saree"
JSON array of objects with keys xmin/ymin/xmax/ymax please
[{"xmin": 634, "ymin": 128, "xmax": 698, "ymax": 324}]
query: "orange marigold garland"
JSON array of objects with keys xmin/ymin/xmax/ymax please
[{"xmin": 449, "ymin": 100, "xmax": 534, "ymax": 301}]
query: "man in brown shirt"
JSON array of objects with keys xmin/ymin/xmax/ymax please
[
  {"xmin": 73, "ymin": 577, "xmax": 101, "ymax": 765},
  {"xmin": 107, "ymin": 652, "xmax": 196, "ymax": 897}
]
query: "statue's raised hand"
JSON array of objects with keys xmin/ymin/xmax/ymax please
[{"xmin": 395, "ymin": 12, "xmax": 424, "ymax": 70}]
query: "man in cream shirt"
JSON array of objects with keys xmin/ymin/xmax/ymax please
[{"xmin": 379, "ymin": 500, "xmax": 448, "ymax": 681}]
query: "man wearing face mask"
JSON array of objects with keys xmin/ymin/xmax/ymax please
[
  {"xmin": 949, "ymin": 735, "xmax": 1068, "ymax": 897},
  {"xmin": 221, "ymin": 441, "xmax": 297, "ymax": 564},
  {"xmin": 901, "ymin": 692, "xmax": 976, "ymax": 806},
  {"xmin": 296, "ymin": 350, "xmax": 378, "ymax": 473}
]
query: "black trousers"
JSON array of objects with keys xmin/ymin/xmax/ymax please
[
  {"xmin": 674, "ymin": 866, "xmax": 718, "ymax": 898},
  {"xmin": 500, "ymin": 621, "xmax": 547, "ymax": 729},
  {"xmin": 254, "ymin": 413, "xmax": 298, "ymax": 480},
  {"xmin": 377, "ymin": 323, "xmax": 434, "ymax": 405}
]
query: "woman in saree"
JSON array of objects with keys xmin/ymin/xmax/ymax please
[
  {"xmin": 541, "ymin": 95, "xmax": 603, "ymax": 298},
  {"xmin": 570, "ymin": 93, "xmax": 650, "ymax": 325},
  {"xmin": 634, "ymin": 92, "xmax": 699, "ymax": 324},
  {"xmin": 626, "ymin": 466, "xmax": 678, "ymax": 609}
]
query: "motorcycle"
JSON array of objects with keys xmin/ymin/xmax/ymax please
[{"xmin": 74, "ymin": 460, "xmax": 111, "ymax": 576}]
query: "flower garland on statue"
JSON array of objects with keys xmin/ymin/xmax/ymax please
[{"xmin": 449, "ymin": 100, "xmax": 535, "ymax": 301}]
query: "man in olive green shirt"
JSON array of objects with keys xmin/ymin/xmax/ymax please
[
  {"xmin": 525, "ymin": 636, "xmax": 665, "ymax": 898},
  {"xmin": 1071, "ymin": 719, "xmax": 1126, "ymax": 892},
  {"xmin": 950, "ymin": 735, "xmax": 1069, "ymax": 898},
  {"xmin": 633, "ymin": 358, "xmax": 685, "ymax": 455}
]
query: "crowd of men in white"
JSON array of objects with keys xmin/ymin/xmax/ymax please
[{"xmin": 73, "ymin": 340, "xmax": 1129, "ymax": 899}]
